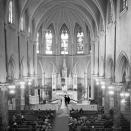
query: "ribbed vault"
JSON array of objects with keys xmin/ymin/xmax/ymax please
[{"xmin": 20, "ymin": 0, "xmax": 106, "ymax": 39}]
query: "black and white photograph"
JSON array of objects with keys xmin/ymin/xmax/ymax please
[{"xmin": 0, "ymin": 0, "xmax": 130, "ymax": 131}]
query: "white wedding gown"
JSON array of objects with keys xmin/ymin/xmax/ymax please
[{"xmin": 60, "ymin": 96, "xmax": 66, "ymax": 109}]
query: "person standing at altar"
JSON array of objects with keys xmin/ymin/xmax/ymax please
[
  {"xmin": 67, "ymin": 96, "xmax": 70, "ymax": 104},
  {"xmin": 64, "ymin": 95, "xmax": 68, "ymax": 106}
]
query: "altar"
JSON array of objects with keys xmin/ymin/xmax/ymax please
[
  {"xmin": 52, "ymin": 90, "xmax": 77, "ymax": 100},
  {"xmin": 52, "ymin": 57, "xmax": 78, "ymax": 101}
]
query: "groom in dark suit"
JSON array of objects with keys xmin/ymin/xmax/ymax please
[{"xmin": 64, "ymin": 95, "xmax": 67, "ymax": 106}]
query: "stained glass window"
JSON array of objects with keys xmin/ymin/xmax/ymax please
[
  {"xmin": 36, "ymin": 33, "xmax": 39, "ymax": 54},
  {"xmin": 60, "ymin": 24, "xmax": 69, "ymax": 55},
  {"xmin": 9, "ymin": 0, "xmax": 13, "ymax": 23},
  {"xmin": 20, "ymin": 17, "xmax": 24, "ymax": 31},
  {"xmin": 61, "ymin": 30, "xmax": 69, "ymax": 54},
  {"xmin": 74, "ymin": 23, "xmax": 84, "ymax": 54},
  {"xmin": 77, "ymin": 32, "xmax": 84, "ymax": 54},
  {"xmin": 45, "ymin": 30, "xmax": 53, "ymax": 54}
]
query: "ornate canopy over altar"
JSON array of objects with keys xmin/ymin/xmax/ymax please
[{"xmin": 52, "ymin": 57, "xmax": 78, "ymax": 100}]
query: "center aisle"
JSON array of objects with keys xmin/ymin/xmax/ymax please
[{"xmin": 53, "ymin": 98, "xmax": 69, "ymax": 131}]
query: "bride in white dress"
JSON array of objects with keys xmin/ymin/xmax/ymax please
[{"xmin": 60, "ymin": 95, "xmax": 66, "ymax": 109}]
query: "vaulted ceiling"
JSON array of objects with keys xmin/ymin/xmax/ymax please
[{"xmin": 20, "ymin": 0, "xmax": 107, "ymax": 38}]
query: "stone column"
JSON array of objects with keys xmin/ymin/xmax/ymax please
[
  {"xmin": 98, "ymin": 78, "xmax": 102, "ymax": 106},
  {"xmin": 24, "ymin": 84, "xmax": 30, "ymax": 110},
  {"xmin": 0, "ymin": 84, "xmax": 8, "ymax": 130},
  {"xmin": 34, "ymin": 42, "xmax": 38, "ymax": 86},
  {"xmin": 20, "ymin": 86, "xmax": 25, "ymax": 110},
  {"xmin": 91, "ymin": 76, "xmax": 95, "ymax": 100},
  {"xmin": 128, "ymin": 89, "xmax": 131, "ymax": 131},
  {"xmin": 42, "ymin": 72, "xmax": 45, "ymax": 86},
  {"xmin": 91, "ymin": 41, "xmax": 95, "ymax": 75},
  {"xmin": 15, "ymin": 85, "xmax": 21, "ymax": 112},
  {"xmin": 52, "ymin": 73, "xmax": 56, "ymax": 90},
  {"xmin": 94, "ymin": 37, "xmax": 99, "ymax": 75},
  {"xmin": 73, "ymin": 74, "xmax": 77, "ymax": 90},
  {"xmin": 91, "ymin": 41, "xmax": 95, "ymax": 99},
  {"xmin": 112, "ymin": 82, "xmax": 122, "ymax": 130},
  {"xmin": 84, "ymin": 72, "xmax": 88, "ymax": 99}
]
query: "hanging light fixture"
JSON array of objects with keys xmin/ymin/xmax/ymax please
[{"xmin": 120, "ymin": 88, "xmax": 130, "ymax": 103}]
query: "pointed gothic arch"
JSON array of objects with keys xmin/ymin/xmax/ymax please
[
  {"xmin": 20, "ymin": 56, "xmax": 24, "ymax": 77},
  {"xmin": 60, "ymin": 23, "xmax": 69, "ymax": 55},
  {"xmin": 116, "ymin": 51, "xmax": 131, "ymax": 82},
  {"xmin": 74, "ymin": 23, "xmax": 84, "ymax": 54},
  {"xmin": 106, "ymin": 0, "xmax": 115, "ymax": 26},
  {"xmin": 8, "ymin": 55, "xmax": 16, "ymax": 81},
  {"xmin": 45, "ymin": 23, "xmax": 55, "ymax": 54}
]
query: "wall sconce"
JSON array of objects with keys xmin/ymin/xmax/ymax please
[
  {"xmin": 121, "ymin": 99, "xmax": 126, "ymax": 104},
  {"xmin": 120, "ymin": 89, "xmax": 130, "ymax": 103},
  {"xmin": 95, "ymin": 79, "xmax": 99, "ymax": 85},
  {"xmin": 120, "ymin": 91, "xmax": 130, "ymax": 97},
  {"xmin": 9, "ymin": 89, "xmax": 15, "ymax": 94},
  {"xmin": 28, "ymin": 79, "xmax": 32, "ymax": 86},
  {"xmin": 120, "ymin": 91, "xmax": 130, "ymax": 104},
  {"xmin": 101, "ymin": 85, "xmax": 105, "ymax": 89},
  {"xmin": 20, "ymin": 81, "xmax": 25, "ymax": 89},
  {"xmin": 8, "ymin": 85, "xmax": 15, "ymax": 89},
  {"xmin": 108, "ymin": 85, "xmax": 114, "ymax": 95},
  {"xmin": 101, "ymin": 81, "xmax": 105, "ymax": 89},
  {"xmin": 8, "ymin": 84, "xmax": 16, "ymax": 94}
]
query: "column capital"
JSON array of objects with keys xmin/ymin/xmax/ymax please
[
  {"xmin": 112, "ymin": 82, "xmax": 123, "ymax": 91},
  {"xmin": 104, "ymin": 78, "xmax": 112, "ymax": 83},
  {"xmin": 0, "ymin": 83, "xmax": 8, "ymax": 91},
  {"xmin": 112, "ymin": 82, "xmax": 124, "ymax": 86},
  {"xmin": 92, "ymin": 74, "xmax": 99, "ymax": 78}
]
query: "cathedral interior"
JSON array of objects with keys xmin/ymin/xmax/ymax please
[{"xmin": 0, "ymin": 0, "xmax": 131, "ymax": 131}]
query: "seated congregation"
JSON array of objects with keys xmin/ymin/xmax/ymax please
[
  {"xmin": 8, "ymin": 110, "xmax": 56, "ymax": 131},
  {"xmin": 68, "ymin": 108, "xmax": 130, "ymax": 131}
]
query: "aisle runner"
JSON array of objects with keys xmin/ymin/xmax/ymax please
[{"xmin": 53, "ymin": 102, "xmax": 69, "ymax": 131}]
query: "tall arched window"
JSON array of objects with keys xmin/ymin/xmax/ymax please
[
  {"xmin": 45, "ymin": 24, "xmax": 54, "ymax": 54},
  {"xmin": 36, "ymin": 33, "xmax": 39, "ymax": 54},
  {"xmin": 60, "ymin": 24, "xmax": 69, "ymax": 55},
  {"xmin": 75, "ymin": 23, "xmax": 84, "ymax": 54},
  {"xmin": 9, "ymin": 0, "xmax": 13, "ymax": 23},
  {"xmin": 45, "ymin": 31, "xmax": 53, "ymax": 54},
  {"xmin": 120, "ymin": 0, "xmax": 128, "ymax": 12},
  {"xmin": 20, "ymin": 17, "xmax": 24, "ymax": 31},
  {"xmin": 8, "ymin": 0, "xmax": 15, "ymax": 24}
]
